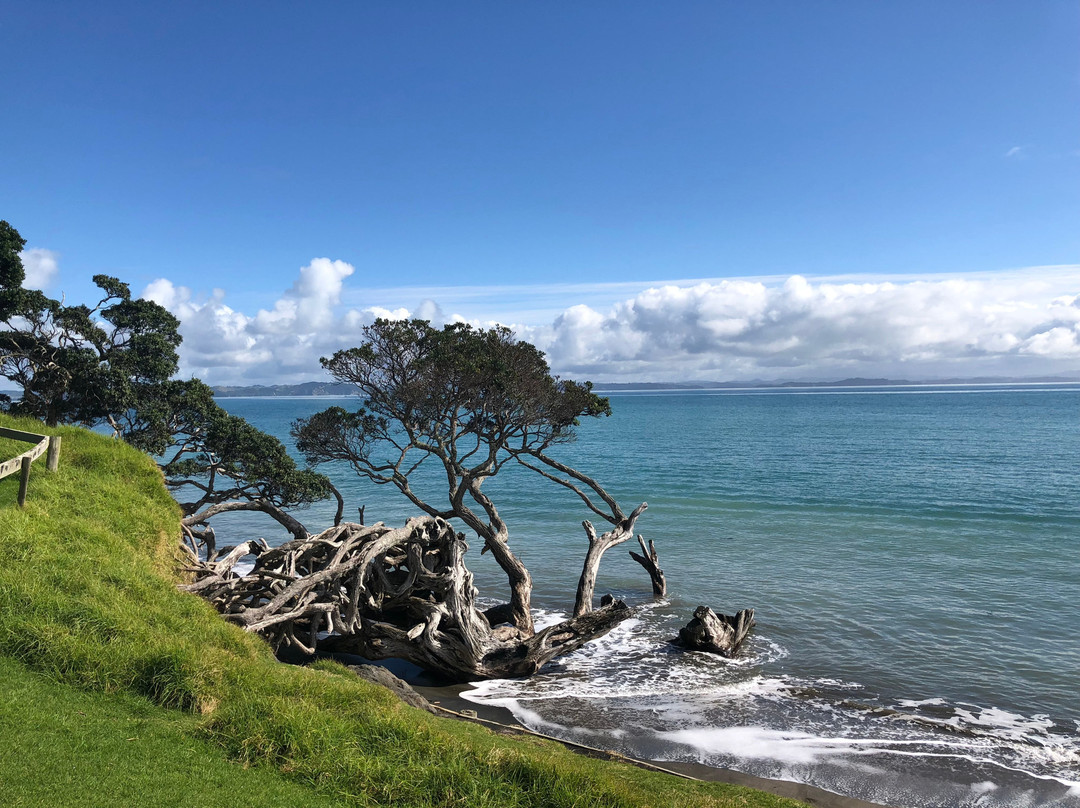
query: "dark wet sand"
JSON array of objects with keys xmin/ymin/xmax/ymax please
[{"xmin": 414, "ymin": 682, "xmax": 890, "ymax": 808}]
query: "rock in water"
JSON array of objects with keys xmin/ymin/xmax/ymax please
[{"xmin": 675, "ymin": 606, "xmax": 755, "ymax": 657}]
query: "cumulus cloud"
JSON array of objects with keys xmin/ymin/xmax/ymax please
[
  {"xmin": 530, "ymin": 271, "xmax": 1080, "ymax": 381},
  {"xmin": 141, "ymin": 259, "xmax": 459, "ymax": 384},
  {"xmin": 143, "ymin": 261, "xmax": 1080, "ymax": 385},
  {"xmin": 19, "ymin": 248, "xmax": 59, "ymax": 290},
  {"xmin": 250, "ymin": 257, "xmax": 354, "ymax": 335}
]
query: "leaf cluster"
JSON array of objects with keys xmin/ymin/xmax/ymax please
[
  {"xmin": 0, "ymin": 221, "xmax": 182, "ymax": 427},
  {"xmin": 120, "ymin": 379, "xmax": 332, "ymax": 514},
  {"xmin": 295, "ymin": 319, "xmax": 610, "ymax": 480}
]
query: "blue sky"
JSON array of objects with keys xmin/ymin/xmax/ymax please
[{"xmin": 3, "ymin": 2, "xmax": 1079, "ymax": 383}]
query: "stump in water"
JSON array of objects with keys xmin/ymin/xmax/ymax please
[
  {"xmin": 181, "ymin": 515, "xmax": 632, "ymax": 682},
  {"xmin": 675, "ymin": 606, "xmax": 755, "ymax": 657},
  {"xmin": 628, "ymin": 535, "xmax": 666, "ymax": 597}
]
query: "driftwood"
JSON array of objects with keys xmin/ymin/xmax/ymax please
[
  {"xmin": 574, "ymin": 502, "xmax": 648, "ymax": 616},
  {"xmin": 182, "ymin": 516, "xmax": 632, "ymax": 681},
  {"xmin": 628, "ymin": 535, "xmax": 666, "ymax": 597},
  {"xmin": 675, "ymin": 606, "xmax": 755, "ymax": 657}
]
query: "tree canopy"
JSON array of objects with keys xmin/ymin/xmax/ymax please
[
  {"xmin": 118, "ymin": 378, "xmax": 340, "ymax": 550},
  {"xmin": 0, "ymin": 221, "xmax": 182, "ymax": 427},
  {"xmin": 0, "ymin": 220, "xmax": 336, "ymax": 545},
  {"xmin": 294, "ymin": 318, "xmax": 647, "ymax": 636}
]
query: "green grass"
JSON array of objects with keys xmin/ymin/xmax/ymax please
[
  {"xmin": 0, "ymin": 414, "xmax": 802, "ymax": 808},
  {"xmin": 0, "ymin": 656, "xmax": 348, "ymax": 808},
  {"xmin": 0, "ymin": 434, "xmax": 31, "ymax": 459}
]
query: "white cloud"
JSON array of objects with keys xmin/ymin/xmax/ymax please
[
  {"xmin": 530, "ymin": 271, "xmax": 1080, "ymax": 381},
  {"xmin": 143, "ymin": 262, "xmax": 1080, "ymax": 385},
  {"xmin": 19, "ymin": 248, "xmax": 59, "ymax": 290},
  {"xmin": 250, "ymin": 257, "xmax": 354, "ymax": 335},
  {"xmin": 142, "ymin": 258, "xmax": 448, "ymax": 384}
]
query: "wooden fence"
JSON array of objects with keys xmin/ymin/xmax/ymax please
[{"xmin": 0, "ymin": 427, "xmax": 61, "ymax": 508}]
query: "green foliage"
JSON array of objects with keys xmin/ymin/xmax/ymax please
[
  {"xmin": 0, "ymin": 220, "xmax": 27, "ymax": 313},
  {"xmin": 116, "ymin": 378, "xmax": 334, "ymax": 525},
  {"xmin": 0, "ymin": 414, "xmax": 798, "ymax": 808},
  {"xmin": 304, "ymin": 320, "xmax": 610, "ymax": 465},
  {"xmin": 294, "ymin": 319, "xmax": 611, "ymax": 521},
  {"xmin": 0, "ymin": 221, "xmax": 182, "ymax": 426}
]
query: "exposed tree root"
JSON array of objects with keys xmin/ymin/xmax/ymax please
[{"xmin": 182, "ymin": 516, "xmax": 632, "ymax": 681}]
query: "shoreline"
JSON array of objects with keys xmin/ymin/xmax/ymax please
[{"xmin": 414, "ymin": 682, "xmax": 890, "ymax": 808}]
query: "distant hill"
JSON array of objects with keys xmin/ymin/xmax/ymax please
[
  {"xmin": 211, "ymin": 382, "xmax": 359, "ymax": 397},
  {"xmin": 592, "ymin": 375, "xmax": 1080, "ymax": 392},
  {"xmin": 206, "ymin": 374, "xmax": 1080, "ymax": 397}
]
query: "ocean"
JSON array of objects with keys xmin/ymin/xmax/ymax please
[{"xmin": 217, "ymin": 384, "xmax": 1080, "ymax": 808}]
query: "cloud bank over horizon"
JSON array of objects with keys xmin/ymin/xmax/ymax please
[{"xmin": 134, "ymin": 258, "xmax": 1080, "ymax": 386}]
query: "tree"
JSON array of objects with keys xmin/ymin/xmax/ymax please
[
  {"xmin": 0, "ymin": 221, "xmax": 27, "ymax": 316},
  {"xmin": 290, "ymin": 319, "xmax": 649, "ymax": 678},
  {"xmin": 118, "ymin": 378, "xmax": 340, "ymax": 553},
  {"xmin": 1, "ymin": 221, "xmax": 336, "ymax": 547},
  {"xmin": 0, "ymin": 221, "xmax": 182, "ymax": 427}
]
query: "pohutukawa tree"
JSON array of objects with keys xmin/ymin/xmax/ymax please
[
  {"xmin": 283, "ymin": 318, "xmax": 650, "ymax": 679},
  {"xmin": 0, "ymin": 220, "xmax": 182, "ymax": 427},
  {"xmin": 1, "ymin": 220, "xmax": 336, "ymax": 551},
  {"xmin": 120, "ymin": 378, "xmax": 340, "ymax": 555}
]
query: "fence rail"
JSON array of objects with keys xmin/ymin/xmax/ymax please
[{"xmin": 0, "ymin": 427, "xmax": 61, "ymax": 507}]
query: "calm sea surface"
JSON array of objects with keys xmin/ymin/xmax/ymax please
[{"xmin": 218, "ymin": 384, "xmax": 1080, "ymax": 808}]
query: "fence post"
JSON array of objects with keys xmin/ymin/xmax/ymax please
[
  {"xmin": 18, "ymin": 456, "xmax": 31, "ymax": 508},
  {"xmin": 47, "ymin": 435, "xmax": 61, "ymax": 471}
]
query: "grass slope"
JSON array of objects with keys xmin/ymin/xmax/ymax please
[
  {"xmin": 0, "ymin": 656, "xmax": 348, "ymax": 808},
  {"xmin": 0, "ymin": 415, "xmax": 801, "ymax": 808}
]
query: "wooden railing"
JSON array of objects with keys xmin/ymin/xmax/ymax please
[{"xmin": 0, "ymin": 427, "xmax": 61, "ymax": 508}]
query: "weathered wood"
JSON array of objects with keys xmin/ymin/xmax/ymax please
[
  {"xmin": 574, "ymin": 501, "xmax": 647, "ymax": 617},
  {"xmin": 674, "ymin": 606, "xmax": 755, "ymax": 657},
  {"xmin": 628, "ymin": 534, "xmax": 666, "ymax": 597},
  {"xmin": 183, "ymin": 499, "xmax": 310, "ymax": 542},
  {"xmin": 17, "ymin": 456, "xmax": 31, "ymax": 507},
  {"xmin": 0, "ymin": 426, "xmax": 48, "ymax": 443},
  {"xmin": 183, "ymin": 516, "xmax": 634, "ymax": 681},
  {"xmin": 46, "ymin": 435, "xmax": 61, "ymax": 471},
  {"xmin": 0, "ymin": 430, "xmax": 48, "ymax": 481}
]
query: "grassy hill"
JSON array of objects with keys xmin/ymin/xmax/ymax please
[{"xmin": 0, "ymin": 415, "xmax": 800, "ymax": 808}]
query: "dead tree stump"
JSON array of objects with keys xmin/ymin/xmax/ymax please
[
  {"xmin": 675, "ymin": 605, "xmax": 755, "ymax": 657},
  {"xmin": 628, "ymin": 535, "xmax": 666, "ymax": 596}
]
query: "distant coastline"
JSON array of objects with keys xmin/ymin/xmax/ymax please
[
  {"xmin": 210, "ymin": 381, "xmax": 360, "ymax": 397},
  {"xmin": 4, "ymin": 375, "xmax": 1079, "ymax": 402},
  {"xmin": 201, "ymin": 374, "xmax": 1080, "ymax": 397}
]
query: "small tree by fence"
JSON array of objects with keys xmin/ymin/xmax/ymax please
[{"xmin": 0, "ymin": 427, "xmax": 60, "ymax": 507}]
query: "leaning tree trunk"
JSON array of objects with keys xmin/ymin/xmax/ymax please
[
  {"xmin": 459, "ymin": 481, "xmax": 535, "ymax": 635},
  {"xmin": 574, "ymin": 502, "xmax": 647, "ymax": 617},
  {"xmin": 182, "ymin": 499, "xmax": 310, "ymax": 542},
  {"xmin": 181, "ymin": 516, "xmax": 632, "ymax": 681}
]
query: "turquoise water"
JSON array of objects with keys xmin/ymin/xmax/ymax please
[{"xmin": 218, "ymin": 385, "xmax": 1080, "ymax": 807}]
